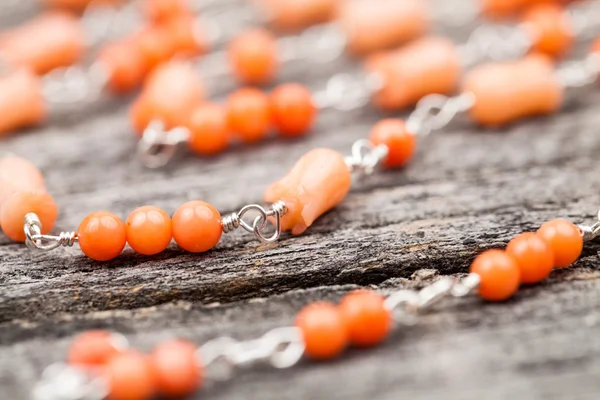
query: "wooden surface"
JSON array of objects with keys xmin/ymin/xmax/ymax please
[{"xmin": 3, "ymin": 2, "xmax": 600, "ymax": 399}]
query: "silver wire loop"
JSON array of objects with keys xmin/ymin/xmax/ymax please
[
  {"xmin": 384, "ymin": 274, "xmax": 481, "ymax": 319},
  {"xmin": 137, "ymin": 120, "xmax": 190, "ymax": 169},
  {"xmin": 458, "ymin": 23, "xmax": 533, "ymax": 67},
  {"xmin": 578, "ymin": 209, "xmax": 600, "ymax": 242},
  {"xmin": 24, "ymin": 213, "xmax": 78, "ymax": 252},
  {"xmin": 557, "ymin": 53, "xmax": 600, "ymax": 89},
  {"xmin": 345, "ymin": 139, "xmax": 389, "ymax": 175},
  {"xmin": 221, "ymin": 201, "xmax": 288, "ymax": 244},
  {"xmin": 32, "ymin": 363, "xmax": 107, "ymax": 400},
  {"xmin": 406, "ymin": 92, "xmax": 475, "ymax": 137},
  {"xmin": 314, "ymin": 72, "xmax": 384, "ymax": 111},
  {"xmin": 43, "ymin": 63, "xmax": 110, "ymax": 109}
]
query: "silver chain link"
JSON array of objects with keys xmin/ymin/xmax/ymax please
[
  {"xmin": 137, "ymin": 120, "xmax": 191, "ymax": 169},
  {"xmin": 578, "ymin": 209, "xmax": 600, "ymax": 242},
  {"xmin": 221, "ymin": 201, "xmax": 288, "ymax": 244},
  {"xmin": 458, "ymin": 24, "xmax": 533, "ymax": 67},
  {"xmin": 406, "ymin": 92, "xmax": 475, "ymax": 137},
  {"xmin": 557, "ymin": 53, "xmax": 600, "ymax": 89},
  {"xmin": 344, "ymin": 139, "xmax": 389, "ymax": 175},
  {"xmin": 314, "ymin": 72, "xmax": 384, "ymax": 111},
  {"xmin": 24, "ymin": 213, "xmax": 78, "ymax": 252}
]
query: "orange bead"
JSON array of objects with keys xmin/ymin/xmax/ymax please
[
  {"xmin": 506, "ymin": 232, "xmax": 554, "ymax": 284},
  {"xmin": 264, "ymin": 148, "xmax": 351, "ymax": 235},
  {"xmin": 142, "ymin": 0, "xmax": 191, "ymax": 24},
  {"xmin": 295, "ymin": 302, "xmax": 348, "ymax": 360},
  {"xmin": 163, "ymin": 16, "xmax": 207, "ymax": 57},
  {"xmin": 68, "ymin": 330, "xmax": 124, "ymax": 367},
  {"xmin": 368, "ymin": 119, "xmax": 416, "ymax": 168},
  {"xmin": 592, "ymin": 38, "xmax": 600, "ymax": 57},
  {"xmin": 258, "ymin": 0, "xmax": 339, "ymax": 32},
  {"xmin": 125, "ymin": 206, "xmax": 172, "ymax": 256},
  {"xmin": 78, "ymin": 211, "xmax": 127, "ymax": 261},
  {"xmin": 536, "ymin": 219, "xmax": 583, "ymax": 268},
  {"xmin": 131, "ymin": 61, "xmax": 204, "ymax": 134},
  {"xmin": 0, "ymin": 69, "xmax": 47, "ymax": 136},
  {"xmin": 228, "ymin": 28, "xmax": 279, "ymax": 85},
  {"xmin": 521, "ymin": 4, "xmax": 574, "ymax": 58},
  {"xmin": 42, "ymin": 0, "xmax": 122, "ymax": 12},
  {"xmin": 98, "ymin": 39, "xmax": 149, "ymax": 94},
  {"xmin": 338, "ymin": 290, "xmax": 391, "ymax": 347},
  {"xmin": 470, "ymin": 249, "xmax": 521, "ymax": 301},
  {"xmin": 0, "ymin": 11, "xmax": 85, "ymax": 75},
  {"xmin": 172, "ymin": 201, "xmax": 222, "ymax": 253},
  {"xmin": 186, "ymin": 103, "xmax": 230, "ymax": 156},
  {"xmin": 0, "ymin": 191, "xmax": 57, "ymax": 242},
  {"xmin": 105, "ymin": 351, "xmax": 155, "ymax": 400},
  {"xmin": 0, "ymin": 156, "xmax": 45, "ymax": 206},
  {"xmin": 133, "ymin": 26, "xmax": 175, "ymax": 71},
  {"xmin": 226, "ymin": 88, "xmax": 271, "ymax": 143},
  {"xmin": 269, "ymin": 83, "xmax": 316, "ymax": 138},
  {"xmin": 150, "ymin": 340, "xmax": 203, "ymax": 397}
]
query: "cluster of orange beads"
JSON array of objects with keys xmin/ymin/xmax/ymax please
[
  {"xmin": 470, "ymin": 219, "xmax": 583, "ymax": 301},
  {"xmin": 66, "ymin": 289, "xmax": 391, "ymax": 399}
]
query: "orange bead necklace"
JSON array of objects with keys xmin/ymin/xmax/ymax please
[{"xmin": 31, "ymin": 206, "xmax": 600, "ymax": 400}]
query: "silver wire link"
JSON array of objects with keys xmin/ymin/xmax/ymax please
[
  {"xmin": 221, "ymin": 201, "xmax": 288, "ymax": 244},
  {"xmin": 279, "ymin": 23, "xmax": 347, "ymax": 64},
  {"xmin": 24, "ymin": 213, "xmax": 78, "ymax": 252},
  {"xmin": 557, "ymin": 53, "xmax": 600, "ymax": 89},
  {"xmin": 406, "ymin": 92, "xmax": 475, "ymax": 137},
  {"xmin": 197, "ymin": 327, "xmax": 305, "ymax": 382},
  {"xmin": 578, "ymin": 209, "xmax": 600, "ymax": 243},
  {"xmin": 344, "ymin": 139, "xmax": 389, "ymax": 175},
  {"xmin": 137, "ymin": 120, "xmax": 191, "ymax": 169},
  {"xmin": 384, "ymin": 274, "xmax": 481, "ymax": 318},
  {"xmin": 314, "ymin": 72, "xmax": 384, "ymax": 111},
  {"xmin": 31, "ymin": 363, "xmax": 107, "ymax": 400},
  {"xmin": 458, "ymin": 24, "xmax": 533, "ymax": 67},
  {"xmin": 43, "ymin": 63, "xmax": 110, "ymax": 111},
  {"xmin": 567, "ymin": 0, "xmax": 600, "ymax": 40}
]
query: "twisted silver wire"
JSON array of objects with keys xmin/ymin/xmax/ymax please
[
  {"xmin": 221, "ymin": 201, "xmax": 288, "ymax": 243},
  {"xmin": 24, "ymin": 214, "xmax": 79, "ymax": 252}
]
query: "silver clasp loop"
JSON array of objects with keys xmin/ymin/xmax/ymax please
[
  {"xmin": 222, "ymin": 201, "xmax": 288, "ymax": 244},
  {"xmin": 24, "ymin": 213, "xmax": 78, "ymax": 252},
  {"xmin": 578, "ymin": 209, "xmax": 600, "ymax": 242},
  {"xmin": 137, "ymin": 120, "xmax": 190, "ymax": 169},
  {"xmin": 345, "ymin": 139, "xmax": 388, "ymax": 175}
]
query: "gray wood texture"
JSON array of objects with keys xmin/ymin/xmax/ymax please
[{"xmin": 2, "ymin": 1, "xmax": 600, "ymax": 399}]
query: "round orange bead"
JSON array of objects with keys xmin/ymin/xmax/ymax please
[
  {"xmin": 172, "ymin": 201, "xmax": 222, "ymax": 253},
  {"xmin": 133, "ymin": 26, "xmax": 175, "ymax": 70},
  {"xmin": 369, "ymin": 119, "xmax": 417, "ymax": 168},
  {"xmin": 186, "ymin": 103, "xmax": 230, "ymax": 156},
  {"xmin": 338, "ymin": 290, "xmax": 391, "ymax": 348},
  {"xmin": 521, "ymin": 3, "xmax": 574, "ymax": 58},
  {"xmin": 295, "ymin": 302, "xmax": 348, "ymax": 360},
  {"xmin": 228, "ymin": 28, "xmax": 279, "ymax": 85},
  {"xmin": 269, "ymin": 83, "xmax": 317, "ymax": 138},
  {"xmin": 126, "ymin": 206, "xmax": 172, "ymax": 256},
  {"xmin": 506, "ymin": 232, "xmax": 554, "ymax": 284},
  {"xmin": 0, "ymin": 191, "xmax": 57, "ymax": 242},
  {"xmin": 164, "ymin": 16, "xmax": 206, "ymax": 57},
  {"xmin": 470, "ymin": 249, "xmax": 520, "ymax": 301},
  {"xmin": 143, "ymin": 0, "xmax": 191, "ymax": 23},
  {"xmin": 150, "ymin": 339, "xmax": 203, "ymax": 397},
  {"xmin": 226, "ymin": 88, "xmax": 272, "ymax": 143},
  {"xmin": 0, "ymin": 156, "xmax": 45, "ymax": 206},
  {"xmin": 105, "ymin": 351, "xmax": 155, "ymax": 400},
  {"xmin": 68, "ymin": 330, "xmax": 124, "ymax": 367},
  {"xmin": 98, "ymin": 39, "xmax": 149, "ymax": 94},
  {"xmin": 536, "ymin": 219, "xmax": 583, "ymax": 268},
  {"xmin": 78, "ymin": 211, "xmax": 127, "ymax": 261}
]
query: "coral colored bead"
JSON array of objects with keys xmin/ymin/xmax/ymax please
[
  {"xmin": 133, "ymin": 26, "xmax": 175, "ymax": 71},
  {"xmin": 172, "ymin": 201, "xmax": 222, "ymax": 253},
  {"xmin": 365, "ymin": 37, "xmax": 462, "ymax": 111},
  {"xmin": 338, "ymin": 291, "xmax": 391, "ymax": 347},
  {"xmin": 521, "ymin": 4, "xmax": 574, "ymax": 58},
  {"xmin": 536, "ymin": 219, "xmax": 583, "ymax": 268},
  {"xmin": 126, "ymin": 206, "xmax": 172, "ymax": 256},
  {"xmin": 150, "ymin": 340, "xmax": 203, "ymax": 397},
  {"xmin": 228, "ymin": 29, "xmax": 279, "ymax": 85},
  {"xmin": 269, "ymin": 83, "xmax": 316, "ymax": 138},
  {"xmin": 78, "ymin": 212, "xmax": 127, "ymax": 261},
  {"xmin": 592, "ymin": 38, "xmax": 600, "ymax": 57},
  {"xmin": 186, "ymin": 103, "xmax": 230, "ymax": 156},
  {"xmin": 0, "ymin": 156, "xmax": 45, "ymax": 206},
  {"xmin": 264, "ymin": 148, "xmax": 351, "ymax": 235},
  {"xmin": 105, "ymin": 351, "xmax": 155, "ymax": 400},
  {"xmin": 163, "ymin": 16, "xmax": 207, "ymax": 57},
  {"xmin": 226, "ymin": 88, "xmax": 271, "ymax": 143},
  {"xmin": 470, "ymin": 250, "xmax": 521, "ymax": 301},
  {"xmin": 131, "ymin": 61, "xmax": 204, "ymax": 134},
  {"xmin": 463, "ymin": 55, "xmax": 563, "ymax": 127},
  {"xmin": 0, "ymin": 69, "xmax": 47, "ymax": 136},
  {"xmin": 295, "ymin": 302, "xmax": 348, "ymax": 360},
  {"xmin": 368, "ymin": 119, "xmax": 416, "ymax": 168},
  {"xmin": 258, "ymin": 0, "xmax": 338, "ymax": 32},
  {"xmin": 506, "ymin": 232, "xmax": 554, "ymax": 284},
  {"xmin": 98, "ymin": 40, "xmax": 149, "ymax": 94},
  {"xmin": 1, "ymin": 191, "xmax": 57, "ymax": 242},
  {"xmin": 142, "ymin": 0, "xmax": 191, "ymax": 23},
  {"xmin": 68, "ymin": 330, "xmax": 124, "ymax": 366},
  {"xmin": 0, "ymin": 11, "xmax": 85, "ymax": 75},
  {"xmin": 42, "ymin": 0, "xmax": 121, "ymax": 11},
  {"xmin": 338, "ymin": 0, "xmax": 429, "ymax": 55}
]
